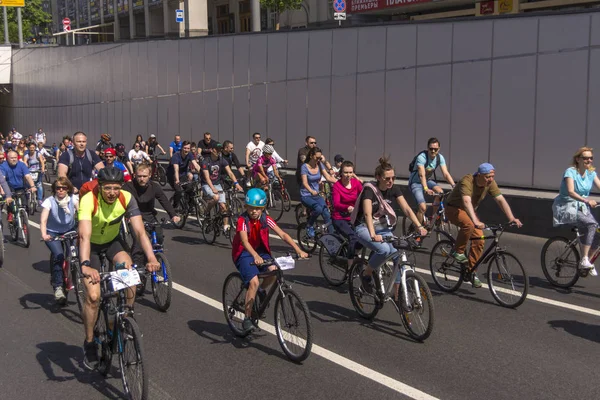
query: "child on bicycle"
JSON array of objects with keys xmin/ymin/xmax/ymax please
[{"xmin": 231, "ymin": 188, "xmax": 308, "ymax": 334}]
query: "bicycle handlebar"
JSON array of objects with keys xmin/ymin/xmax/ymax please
[
  {"xmin": 483, "ymin": 222, "xmax": 520, "ymax": 231},
  {"xmin": 40, "ymin": 231, "xmax": 79, "ymax": 242},
  {"xmin": 251, "ymin": 253, "xmax": 311, "ymax": 267}
]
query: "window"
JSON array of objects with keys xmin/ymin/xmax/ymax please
[
  {"xmin": 239, "ymin": 1, "xmax": 251, "ymax": 32},
  {"xmin": 217, "ymin": 4, "xmax": 230, "ymax": 34}
]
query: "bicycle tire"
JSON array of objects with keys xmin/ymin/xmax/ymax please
[
  {"xmin": 269, "ymin": 190, "xmax": 284, "ymax": 222},
  {"xmin": 0, "ymin": 229, "xmax": 4, "ymax": 267},
  {"xmin": 202, "ymin": 207, "xmax": 218, "ymax": 245},
  {"xmin": 400, "ymin": 271, "xmax": 435, "ymax": 342},
  {"xmin": 71, "ymin": 259, "xmax": 86, "ymax": 315},
  {"xmin": 194, "ymin": 197, "xmax": 207, "ymax": 227},
  {"xmin": 8, "ymin": 219, "xmax": 17, "ymax": 242},
  {"xmin": 119, "ymin": 316, "xmax": 148, "ymax": 400},
  {"xmin": 487, "ymin": 251, "xmax": 529, "ymax": 308},
  {"xmin": 157, "ymin": 165, "xmax": 167, "ymax": 187},
  {"xmin": 172, "ymin": 197, "xmax": 188, "ymax": 229},
  {"xmin": 435, "ymin": 217, "xmax": 459, "ymax": 243},
  {"xmin": 296, "ymin": 222, "xmax": 318, "ymax": 254},
  {"xmin": 540, "ymin": 236, "xmax": 580, "ymax": 288},
  {"xmin": 20, "ymin": 209, "xmax": 30, "ymax": 248},
  {"xmin": 318, "ymin": 244, "xmax": 348, "ymax": 286},
  {"xmin": 282, "ymin": 189, "xmax": 291, "ymax": 212},
  {"xmin": 222, "ymin": 272, "xmax": 251, "ymax": 338},
  {"xmin": 348, "ymin": 261, "xmax": 380, "ymax": 320},
  {"xmin": 151, "ymin": 253, "xmax": 172, "ymax": 312},
  {"xmin": 402, "ymin": 216, "xmax": 411, "ymax": 236},
  {"xmin": 429, "ymin": 239, "xmax": 463, "ymax": 292},
  {"xmin": 95, "ymin": 308, "xmax": 113, "ymax": 377},
  {"xmin": 274, "ymin": 288, "xmax": 313, "ymax": 362},
  {"xmin": 295, "ymin": 203, "xmax": 307, "ymax": 225}
]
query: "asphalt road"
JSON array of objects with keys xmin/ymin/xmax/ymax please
[{"xmin": 2, "ymin": 184, "xmax": 600, "ymax": 400}]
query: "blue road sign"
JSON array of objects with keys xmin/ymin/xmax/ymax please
[
  {"xmin": 176, "ymin": 9, "xmax": 184, "ymax": 23},
  {"xmin": 334, "ymin": 0, "xmax": 346, "ymax": 13}
]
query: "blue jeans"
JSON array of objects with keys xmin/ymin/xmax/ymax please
[
  {"xmin": 35, "ymin": 176, "xmax": 43, "ymax": 202},
  {"xmin": 410, "ymin": 180, "xmax": 438, "ymax": 206},
  {"xmin": 301, "ymin": 195, "xmax": 333, "ymax": 233},
  {"xmin": 44, "ymin": 233, "xmax": 65, "ymax": 289},
  {"xmin": 332, "ymin": 219, "xmax": 359, "ymax": 259},
  {"xmin": 355, "ymin": 224, "xmax": 396, "ymax": 270}
]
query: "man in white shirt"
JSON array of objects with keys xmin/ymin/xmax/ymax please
[
  {"xmin": 35, "ymin": 128, "xmax": 46, "ymax": 145},
  {"xmin": 11, "ymin": 128, "xmax": 22, "ymax": 141},
  {"xmin": 245, "ymin": 132, "xmax": 264, "ymax": 168}
]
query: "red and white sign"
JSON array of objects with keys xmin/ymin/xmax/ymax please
[
  {"xmin": 348, "ymin": 0, "xmax": 433, "ymax": 14},
  {"xmin": 62, "ymin": 17, "xmax": 71, "ymax": 32}
]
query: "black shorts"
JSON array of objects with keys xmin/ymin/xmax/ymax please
[{"xmin": 89, "ymin": 237, "xmax": 128, "ymax": 271}]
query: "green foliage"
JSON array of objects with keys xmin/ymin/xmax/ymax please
[
  {"xmin": 0, "ymin": 0, "xmax": 52, "ymax": 43},
  {"xmin": 259, "ymin": 0, "xmax": 304, "ymax": 13}
]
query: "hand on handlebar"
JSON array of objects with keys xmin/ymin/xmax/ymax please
[
  {"xmin": 372, "ymin": 234, "xmax": 383, "ymax": 243},
  {"xmin": 145, "ymin": 260, "xmax": 160, "ymax": 273},
  {"xmin": 42, "ymin": 234, "xmax": 52, "ymax": 241},
  {"xmin": 588, "ymin": 200, "xmax": 598, "ymax": 208},
  {"xmin": 297, "ymin": 251, "xmax": 309, "ymax": 259},
  {"xmin": 6, "ymin": 197, "xmax": 13, "ymax": 205},
  {"xmin": 417, "ymin": 226, "xmax": 428, "ymax": 237},
  {"xmin": 425, "ymin": 189, "xmax": 434, "ymax": 196},
  {"xmin": 82, "ymin": 265, "xmax": 100, "ymax": 285},
  {"xmin": 474, "ymin": 221, "xmax": 485, "ymax": 229},
  {"xmin": 171, "ymin": 215, "xmax": 181, "ymax": 224},
  {"xmin": 253, "ymin": 255, "xmax": 264, "ymax": 266},
  {"xmin": 509, "ymin": 218, "xmax": 523, "ymax": 228}
]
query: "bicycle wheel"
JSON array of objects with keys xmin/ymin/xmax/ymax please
[
  {"xmin": 429, "ymin": 240, "xmax": 463, "ymax": 292},
  {"xmin": 274, "ymin": 288, "xmax": 313, "ymax": 362},
  {"xmin": 172, "ymin": 197, "xmax": 188, "ymax": 229},
  {"xmin": 296, "ymin": 223, "xmax": 318, "ymax": 254},
  {"xmin": 95, "ymin": 308, "xmax": 113, "ymax": 377},
  {"xmin": 119, "ymin": 316, "xmax": 148, "ymax": 400},
  {"xmin": 157, "ymin": 165, "xmax": 167, "ymax": 187},
  {"xmin": 540, "ymin": 236, "xmax": 580, "ymax": 288},
  {"xmin": 282, "ymin": 189, "xmax": 291, "ymax": 212},
  {"xmin": 45, "ymin": 170, "xmax": 51, "ymax": 183},
  {"xmin": 268, "ymin": 191, "xmax": 284, "ymax": 222},
  {"xmin": 435, "ymin": 217, "xmax": 459, "ymax": 243},
  {"xmin": 28, "ymin": 195, "xmax": 36, "ymax": 216},
  {"xmin": 0, "ymin": 230, "xmax": 4, "ymax": 267},
  {"xmin": 487, "ymin": 251, "xmax": 529, "ymax": 308},
  {"xmin": 71, "ymin": 260, "xmax": 86, "ymax": 315},
  {"xmin": 402, "ymin": 216, "xmax": 412, "ymax": 236},
  {"xmin": 202, "ymin": 208, "xmax": 218, "ymax": 245},
  {"xmin": 295, "ymin": 203, "xmax": 307, "ymax": 225},
  {"xmin": 318, "ymin": 244, "xmax": 349, "ymax": 286},
  {"xmin": 119, "ymin": 221, "xmax": 134, "ymax": 252},
  {"xmin": 20, "ymin": 209, "xmax": 30, "ymax": 248},
  {"xmin": 151, "ymin": 253, "xmax": 172, "ymax": 312},
  {"xmin": 399, "ymin": 271, "xmax": 435, "ymax": 342},
  {"xmin": 8, "ymin": 219, "xmax": 17, "ymax": 242},
  {"xmin": 222, "ymin": 272, "xmax": 250, "ymax": 337},
  {"xmin": 348, "ymin": 261, "xmax": 380, "ymax": 320}
]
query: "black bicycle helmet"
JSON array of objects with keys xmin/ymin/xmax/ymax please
[
  {"xmin": 115, "ymin": 143, "xmax": 126, "ymax": 154},
  {"xmin": 97, "ymin": 166, "xmax": 124, "ymax": 184}
]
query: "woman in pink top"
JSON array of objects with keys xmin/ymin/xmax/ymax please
[{"xmin": 332, "ymin": 161, "xmax": 363, "ymax": 265}]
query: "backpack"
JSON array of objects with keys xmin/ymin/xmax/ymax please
[
  {"xmin": 409, "ymin": 151, "xmax": 440, "ymax": 178},
  {"xmin": 79, "ymin": 179, "xmax": 127, "ymax": 216},
  {"xmin": 67, "ymin": 149, "xmax": 94, "ymax": 175}
]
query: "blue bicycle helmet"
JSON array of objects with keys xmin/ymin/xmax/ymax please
[{"xmin": 245, "ymin": 188, "xmax": 267, "ymax": 207}]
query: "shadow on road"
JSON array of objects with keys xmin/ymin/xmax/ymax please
[
  {"xmin": 429, "ymin": 285, "xmax": 502, "ymax": 308},
  {"xmin": 187, "ymin": 319, "xmax": 291, "ymax": 363},
  {"xmin": 36, "ymin": 341, "xmax": 125, "ymax": 399},
  {"xmin": 32, "ymin": 260, "xmax": 49, "ymax": 275},
  {"xmin": 529, "ymin": 276, "xmax": 600, "ymax": 300},
  {"xmin": 548, "ymin": 320, "xmax": 600, "ymax": 343},
  {"xmin": 19, "ymin": 292, "xmax": 83, "ymax": 324},
  {"xmin": 285, "ymin": 273, "xmax": 348, "ymax": 293}
]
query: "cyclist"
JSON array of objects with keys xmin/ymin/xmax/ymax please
[
  {"xmin": 264, "ymin": 138, "xmax": 287, "ymax": 168},
  {"xmin": 37, "ymin": 141, "xmax": 54, "ymax": 170},
  {"xmin": 445, "ymin": 163, "xmax": 522, "ymax": 288},
  {"xmin": 295, "ymin": 136, "xmax": 333, "ymax": 185},
  {"xmin": 0, "ymin": 169, "xmax": 13, "ymax": 223},
  {"xmin": 167, "ymin": 141, "xmax": 201, "ymax": 208},
  {"xmin": 552, "ymin": 147, "xmax": 600, "ymax": 275},
  {"xmin": 169, "ymin": 135, "xmax": 182, "ymax": 158},
  {"xmin": 57, "ymin": 132, "xmax": 104, "ymax": 197},
  {"xmin": 34, "ymin": 128, "xmax": 46, "ymax": 146},
  {"xmin": 245, "ymin": 132, "xmax": 264, "ymax": 170},
  {"xmin": 40, "ymin": 177, "xmax": 77, "ymax": 304},
  {"xmin": 201, "ymin": 143, "xmax": 243, "ymax": 232},
  {"xmin": 132, "ymin": 134, "xmax": 145, "ymax": 151},
  {"xmin": 332, "ymin": 160, "xmax": 363, "ymax": 267},
  {"xmin": 15, "ymin": 139, "xmax": 27, "ymax": 158},
  {"xmin": 231, "ymin": 188, "xmax": 308, "ymax": 334},
  {"xmin": 300, "ymin": 147, "xmax": 337, "ymax": 238},
  {"xmin": 103, "ymin": 148, "xmax": 132, "ymax": 182},
  {"xmin": 198, "ymin": 131, "xmax": 218, "ymax": 161},
  {"xmin": 23, "ymin": 141, "xmax": 46, "ymax": 206},
  {"xmin": 1, "ymin": 150, "xmax": 36, "ymax": 222},
  {"xmin": 408, "ymin": 138, "xmax": 456, "ymax": 229},
  {"xmin": 114, "ymin": 143, "xmax": 131, "ymax": 174},
  {"xmin": 146, "ymin": 134, "xmax": 166, "ymax": 156},
  {"xmin": 351, "ymin": 156, "xmax": 427, "ymax": 294},
  {"xmin": 252, "ymin": 145, "xmax": 282, "ymax": 188},
  {"xmin": 95, "ymin": 133, "xmax": 113, "ymax": 156},
  {"xmin": 123, "ymin": 163, "xmax": 180, "ymax": 289},
  {"xmin": 78, "ymin": 166, "xmax": 160, "ymax": 370},
  {"xmin": 221, "ymin": 140, "xmax": 246, "ymax": 179},
  {"xmin": 128, "ymin": 142, "xmax": 151, "ymax": 171}
]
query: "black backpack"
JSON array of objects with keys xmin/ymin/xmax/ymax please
[{"xmin": 409, "ymin": 150, "xmax": 440, "ymax": 177}]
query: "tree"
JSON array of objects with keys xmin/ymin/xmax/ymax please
[
  {"xmin": 0, "ymin": 0, "xmax": 52, "ymax": 44},
  {"xmin": 260, "ymin": 0, "xmax": 303, "ymax": 30}
]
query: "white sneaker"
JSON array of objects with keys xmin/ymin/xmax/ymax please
[
  {"xmin": 54, "ymin": 287, "xmax": 66, "ymax": 303},
  {"xmin": 580, "ymin": 256, "xmax": 594, "ymax": 270},
  {"xmin": 590, "ymin": 267, "xmax": 598, "ymax": 277}
]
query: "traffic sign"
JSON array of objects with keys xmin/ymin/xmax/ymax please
[
  {"xmin": 334, "ymin": 12, "xmax": 346, "ymax": 21},
  {"xmin": 176, "ymin": 9, "xmax": 184, "ymax": 23},
  {"xmin": 0, "ymin": 0, "xmax": 26, "ymax": 7},
  {"xmin": 333, "ymin": 0, "xmax": 346, "ymax": 13},
  {"xmin": 62, "ymin": 17, "xmax": 71, "ymax": 32}
]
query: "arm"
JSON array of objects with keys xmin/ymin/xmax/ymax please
[
  {"xmin": 224, "ymin": 165, "xmax": 243, "ymax": 192},
  {"xmin": 462, "ymin": 195, "xmax": 484, "ymax": 228},
  {"xmin": 157, "ymin": 144, "xmax": 166, "ymax": 155},
  {"xmin": 396, "ymin": 195, "xmax": 427, "ymax": 235},
  {"xmin": 440, "ymin": 164, "xmax": 455, "ymax": 187},
  {"xmin": 566, "ymin": 177, "xmax": 591, "ymax": 204},
  {"xmin": 239, "ymin": 230, "xmax": 263, "ymax": 264},
  {"xmin": 93, "ymin": 161, "xmax": 105, "ymax": 171},
  {"xmin": 40, "ymin": 154, "xmax": 46, "ymax": 173},
  {"xmin": 320, "ymin": 165, "xmax": 337, "ymax": 184},
  {"xmin": 191, "ymin": 159, "xmax": 201, "ymax": 172},
  {"xmin": 78, "ymin": 219, "xmax": 100, "ymax": 283},
  {"xmin": 418, "ymin": 165, "xmax": 433, "ymax": 195},
  {"xmin": 321, "ymin": 156, "xmax": 333, "ymax": 172},
  {"xmin": 232, "ymin": 152, "xmax": 246, "ymax": 175},
  {"xmin": 493, "ymin": 195, "xmax": 522, "ymax": 227},
  {"xmin": 245, "ymin": 147, "xmax": 251, "ymax": 166},
  {"xmin": 301, "ymin": 173, "xmax": 317, "ymax": 196},
  {"xmin": 24, "ymin": 174, "xmax": 36, "ymax": 191},
  {"xmin": 271, "ymin": 223, "xmax": 308, "ymax": 258},
  {"xmin": 173, "ymin": 164, "xmax": 180, "ymax": 183},
  {"xmin": 57, "ymin": 163, "xmax": 68, "ymax": 178},
  {"xmin": 202, "ymin": 169, "xmax": 219, "ymax": 196},
  {"xmin": 155, "ymin": 185, "xmax": 178, "ymax": 218},
  {"xmin": 40, "ymin": 207, "xmax": 51, "ymax": 240},
  {"xmin": 169, "ymin": 146, "xmax": 174, "ymax": 158},
  {"xmin": 142, "ymin": 151, "xmax": 151, "ymax": 162},
  {"xmin": 129, "ymin": 214, "xmax": 159, "ymax": 270},
  {"xmin": 332, "ymin": 185, "xmax": 347, "ymax": 214},
  {"xmin": 361, "ymin": 197, "xmax": 380, "ymax": 241},
  {"xmin": 0, "ymin": 173, "xmax": 12, "ymax": 200}
]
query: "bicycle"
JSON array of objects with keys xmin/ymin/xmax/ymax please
[
  {"xmin": 44, "ymin": 231, "xmax": 87, "ymax": 312},
  {"xmin": 44, "ymin": 158, "xmax": 56, "ymax": 183},
  {"xmin": 172, "ymin": 180, "xmax": 207, "ymax": 230},
  {"xmin": 402, "ymin": 191, "xmax": 459, "ymax": 245},
  {"xmin": 264, "ymin": 178, "xmax": 285, "ymax": 222},
  {"xmin": 348, "ymin": 234, "xmax": 435, "ymax": 341},
  {"xmin": 270, "ymin": 170, "xmax": 291, "ymax": 212},
  {"xmin": 222, "ymin": 255, "xmax": 313, "ymax": 362},
  {"xmin": 150, "ymin": 154, "xmax": 167, "ymax": 187},
  {"xmin": 540, "ymin": 226, "xmax": 600, "ymax": 288},
  {"xmin": 429, "ymin": 223, "xmax": 528, "ymax": 308},
  {"xmin": 295, "ymin": 183, "xmax": 333, "ymax": 225},
  {"xmin": 94, "ymin": 252, "xmax": 148, "ymax": 400},
  {"xmin": 0, "ymin": 198, "xmax": 5, "ymax": 267},
  {"xmin": 296, "ymin": 221, "xmax": 330, "ymax": 254},
  {"xmin": 7, "ymin": 190, "xmax": 31, "ymax": 248},
  {"xmin": 27, "ymin": 185, "xmax": 38, "ymax": 216}
]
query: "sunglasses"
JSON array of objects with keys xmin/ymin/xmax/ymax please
[
  {"xmin": 316, "ymin": 156, "xmax": 323, "ymax": 161},
  {"xmin": 581, "ymin": 156, "xmax": 594, "ymax": 161},
  {"xmin": 383, "ymin": 176, "xmax": 396, "ymax": 181},
  {"xmin": 309, "ymin": 141, "xmax": 317, "ymax": 145},
  {"xmin": 429, "ymin": 147, "xmax": 439, "ymax": 152},
  {"xmin": 56, "ymin": 186, "xmax": 68, "ymax": 191}
]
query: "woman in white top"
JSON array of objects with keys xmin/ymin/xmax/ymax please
[{"xmin": 128, "ymin": 142, "xmax": 151, "ymax": 171}]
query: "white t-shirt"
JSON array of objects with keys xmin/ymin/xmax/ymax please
[
  {"xmin": 35, "ymin": 131, "xmax": 46, "ymax": 143},
  {"xmin": 246, "ymin": 140, "xmax": 265, "ymax": 166},
  {"xmin": 128, "ymin": 149, "xmax": 150, "ymax": 164},
  {"xmin": 12, "ymin": 131, "xmax": 22, "ymax": 140}
]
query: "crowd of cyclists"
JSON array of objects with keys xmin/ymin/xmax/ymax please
[{"xmin": 0, "ymin": 126, "xmax": 598, "ymax": 394}]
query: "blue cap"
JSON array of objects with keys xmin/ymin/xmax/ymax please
[{"xmin": 476, "ymin": 163, "xmax": 495, "ymax": 175}]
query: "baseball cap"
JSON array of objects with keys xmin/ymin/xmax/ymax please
[
  {"xmin": 334, "ymin": 154, "xmax": 344, "ymax": 163},
  {"xmin": 476, "ymin": 163, "xmax": 495, "ymax": 175},
  {"xmin": 104, "ymin": 148, "xmax": 116, "ymax": 156}
]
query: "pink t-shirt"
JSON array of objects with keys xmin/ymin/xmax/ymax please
[
  {"xmin": 252, "ymin": 155, "xmax": 276, "ymax": 177},
  {"xmin": 332, "ymin": 178, "xmax": 363, "ymax": 220}
]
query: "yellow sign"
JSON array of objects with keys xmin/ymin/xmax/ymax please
[
  {"xmin": 0, "ymin": 0, "xmax": 25, "ymax": 6},
  {"xmin": 499, "ymin": 0, "xmax": 513, "ymax": 14}
]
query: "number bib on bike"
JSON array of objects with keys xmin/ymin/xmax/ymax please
[{"xmin": 319, "ymin": 233, "xmax": 343, "ymax": 256}]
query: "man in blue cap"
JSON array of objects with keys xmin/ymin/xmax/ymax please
[{"xmin": 444, "ymin": 163, "xmax": 522, "ymax": 288}]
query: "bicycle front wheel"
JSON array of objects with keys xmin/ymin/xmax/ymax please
[
  {"xmin": 295, "ymin": 203, "xmax": 307, "ymax": 225},
  {"xmin": 487, "ymin": 251, "xmax": 529, "ymax": 308},
  {"xmin": 400, "ymin": 271, "xmax": 435, "ymax": 342},
  {"xmin": 269, "ymin": 190, "xmax": 284, "ymax": 222},
  {"xmin": 20, "ymin": 209, "xmax": 30, "ymax": 248},
  {"xmin": 172, "ymin": 197, "xmax": 188, "ymax": 229},
  {"xmin": 318, "ymin": 244, "xmax": 348, "ymax": 286},
  {"xmin": 119, "ymin": 316, "xmax": 148, "ymax": 400},
  {"xmin": 541, "ymin": 236, "xmax": 580, "ymax": 288},
  {"xmin": 157, "ymin": 165, "xmax": 167, "ymax": 187},
  {"xmin": 222, "ymin": 272, "xmax": 250, "ymax": 337},
  {"xmin": 296, "ymin": 223, "xmax": 318, "ymax": 254},
  {"xmin": 202, "ymin": 208, "xmax": 218, "ymax": 245},
  {"xmin": 95, "ymin": 308, "xmax": 113, "ymax": 377},
  {"xmin": 151, "ymin": 253, "xmax": 173, "ymax": 312},
  {"xmin": 429, "ymin": 240, "xmax": 463, "ymax": 292},
  {"xmin": 71, "ymin": 260, "xmax": 86, "ymax": 315},
  {"xmin": 282, "ymin": 189, "xmax": 291, "ymax": 212},
  {"xmin": 348, "ymin": 261, "xmax": 379, "ymax": 320},
  {"xmin": 274, "ymin": 288, "xmax": 313, "ymax": 362},
  {"xmin": 0, "ymin": 229, "xmax": 4, "ymax": 267}
]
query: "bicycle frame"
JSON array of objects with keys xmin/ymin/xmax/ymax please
[{"xmin": 374, "ymin": 246, "xmax": 422, "ymax": 310}]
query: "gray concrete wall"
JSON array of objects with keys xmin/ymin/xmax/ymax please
[{"xmin": 3, "ymin": 12, "xmax": 600, "ymax": 190}]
